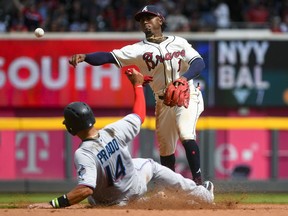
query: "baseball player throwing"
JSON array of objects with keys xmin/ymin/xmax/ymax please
[
  {"xmin": 28, "ymin": 68, "xmax": 214, "ymax": 208},
  {"xmin": 69, "ymin": 5, "xmax": 206, "ymax": 185}
]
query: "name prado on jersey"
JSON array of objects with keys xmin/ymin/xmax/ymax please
[
  {"xmin": 96, "ymin": 138, "xmax": 120, "ymax": 164},
  {"xmin": 68, "ymin": 4, "xmax": 206, "ymax": 186}
]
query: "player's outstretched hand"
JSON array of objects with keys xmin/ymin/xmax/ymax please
[
  {"xmin": 125, "ymin": 68, "xmax": 144, "ymax": 86},
  {"xmin": 69, "ymin": 54, "xmax": 86, "ymax": 67},
  {"xmin": 125, "ymin": 68, "xmax": 153, "ymax": 86},
  {"xmin": 28, "ymin": 202, "xmax": 53, "ymax": 209}
]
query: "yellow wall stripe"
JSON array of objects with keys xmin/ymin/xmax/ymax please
[
  {"xmin": 196, "ymin": 117, "xmax": 288, "ymax": 130},
  {"xmin": 0, "ymin": 117, "xmax": 288, "ymax": 130}
]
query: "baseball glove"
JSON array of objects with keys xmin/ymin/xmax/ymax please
[{"xmin": 163, "ymin": 79, "xmax": 190, "ymax": 108}]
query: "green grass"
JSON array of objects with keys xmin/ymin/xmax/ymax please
[
  {"xmin": 0, "ymin": 193, "xmax": 59, "ymax": 203},
  {"xmin": 215, "ymin": 193, "xmax": 288, "ymax": 204}
]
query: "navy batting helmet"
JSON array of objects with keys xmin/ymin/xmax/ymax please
[{"xmin": 63, "ymin": 101, "xmax": 95, "ymax": 135}]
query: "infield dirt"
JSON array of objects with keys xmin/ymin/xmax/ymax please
[{"xmin": 1, "ymin": 192, "xmax": 287, "ymax": 216}]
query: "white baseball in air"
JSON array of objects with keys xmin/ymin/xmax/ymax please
[{"xmin": 34, "ymin": 28, "xmax": 44, "ymax": 38}]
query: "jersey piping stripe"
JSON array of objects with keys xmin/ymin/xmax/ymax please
[
  {"xmin": 164, "ymin": 36, "xmax": 175, "ymax": 82},
  {"xmin": 192, "ymin": 91, "xmax": 200, "ymax": 133},
  {"xmin": 134, "ymin": 159, "xmax": 151, "ymax": 171},
  {"xmin": 111, "ymin": 52, "xmax": 122, "ymax": 68},
  {"xmin": 188, "ymin": 56, "xmax": 202, "ymax": 65}
]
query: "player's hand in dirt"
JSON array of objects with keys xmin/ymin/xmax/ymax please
[
  {"xmin": 28, "ymin": 202, "xmax": 53, "ymax": 209},
  {"xmin": 69, "ymin": 54, "xmax": 86, "ymax": 68}
]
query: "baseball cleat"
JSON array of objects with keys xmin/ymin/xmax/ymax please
[{"xmin": 203, "ymin": 180, "xmax": 214, "ymax": 200}]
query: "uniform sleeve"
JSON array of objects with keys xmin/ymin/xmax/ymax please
[
  {"xmin": 74, "ymin": 148, "xmax": 97, "ymax": 188},
  {"xmin": 180, "ymin": 37, "xmax": 203, "ymax": 64},
  {"xmin": 103, "ymin": 114, "xmax": 141, "ymax": 147},
  {"xmin": 111, "ymin": 43, "xmax": 143, "ymax": 68}
]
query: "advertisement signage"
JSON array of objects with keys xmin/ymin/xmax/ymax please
[
  {"xmin": 214, "ymin": 40, "xmax": 288, "ymax": 107},
  {"xmin": 215, "ymin": 130, "xmax": 270, "ymax": 180},
  {"xmin": 0, "ymin": 39, "xmax": 138, "ymax": 108}
]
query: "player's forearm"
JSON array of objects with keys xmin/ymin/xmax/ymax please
[
  {"xmin": 66, "ymin": 185, "xmax": 93, "ymax": 205},
  {"xmin": 49, "ymin": 185, "xmax": 93, "ymax": 208},
  {"xmin": 84, "ymin": 52, "xmax": 117, "ymax": 65},
  {"xmin": 133, "ymin": 85, "xmax": 146, "ymax": 123},
  {"xmin": 182, "ymin": 58, "xmax": 205, "ymax": 80}
]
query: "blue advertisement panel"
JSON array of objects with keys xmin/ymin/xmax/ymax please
[{"xmin": 190, "ymin": 41, "xmax": 211, "ymax": 105}]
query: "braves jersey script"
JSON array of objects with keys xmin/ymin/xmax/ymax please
[
  {"xmin": 111, "ymin": 35, "xmax": 204, "ymax": 156},
  {"xmin": 111, "ymin": 35, "xmax": 202, "ymax": 95},
  {"xmin": 74, "ymin": 114, "xmax": 142, "ymax": 205}
]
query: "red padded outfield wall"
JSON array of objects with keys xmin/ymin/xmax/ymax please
[
  {"xmin": 0, "ymin": 38, "xmax": 139, "ymax": 108},
  {"xmin": 0, "ymin": 34, "xmax": 288, "ymax": 181}
]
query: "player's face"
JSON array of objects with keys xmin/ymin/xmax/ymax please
[{"xmin": 139, "ymin": 15, "xmax": 163, "ymax": 36}]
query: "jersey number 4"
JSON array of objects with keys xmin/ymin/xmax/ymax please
[{"xmin": 105, "ymin": 154, "xmax": 126, "ymax": 186}]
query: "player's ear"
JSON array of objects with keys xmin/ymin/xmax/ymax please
[
  {"xmin": 159, "ymin": 18, "xmax": 166, "ymax": 31},
  {"xmin": 158, "ymin": 17, "xmax": 163, "ymax": 25}
]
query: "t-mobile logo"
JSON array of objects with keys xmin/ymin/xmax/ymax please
[{"xmin": 16, "ymin": 132, "xmax": 49, "ymax": 174}]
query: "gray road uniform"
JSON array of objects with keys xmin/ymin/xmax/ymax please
[{"xmin": 74, "ymin": 114, "xmax": 213, "ymax": 206}]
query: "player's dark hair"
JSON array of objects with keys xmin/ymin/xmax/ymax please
[
  {"xmin": 63, "ymin": 102, "xmax": 95, "ymax": 135},
  {"xmin": 161, "ymin": 21, "xmax": 167, "ymax": 31}
]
